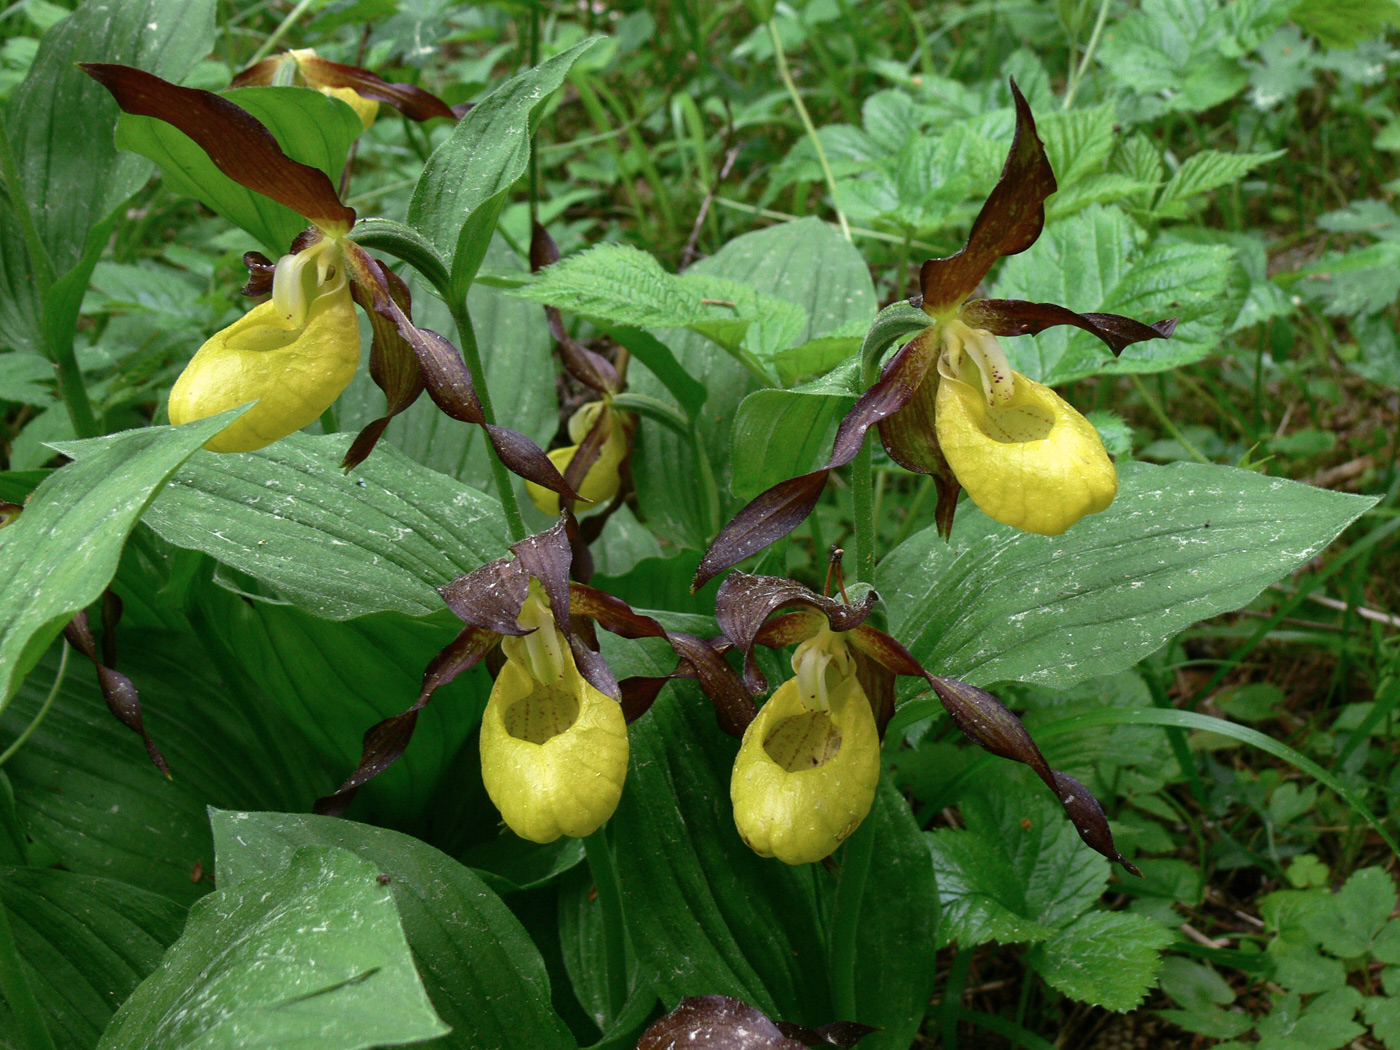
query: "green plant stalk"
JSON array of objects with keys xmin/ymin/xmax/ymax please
[
  {"xmin": 0, "ymin": 642, "xmax": 67, "ymax": 768},
  {"xmin": 851, "ymin": 441, "xmax": 877, "ymax": 584},
  {"xmin": 766, "ymin": 20, "xmax": 851, "ymax": 242},
  {"xmin": 828, "ymin": 813, "xmax": 875, "ymax": 1021},
  {"xmin": 1130, "ymin": 375, "xmax": 1208, "ymax": 463},
  {"xmin": 714, "ymin": 197, "xmax": 946, "ymax": 252},
  {"xmin": 446, "ymin": 298, "xmax": 527, "ymax": 541},
  {"xmin": 1062, "ymin": 0, "xmax": 1112, "ymax": 110},
  {"xmin": 938, "ymin": 947, "xmax": 974, "ymax": 1050},
  {"xmin": 247, "ymin": 0, "xmax": 317, "ymax": 65},
  {"xmin": 583, "ymin": 829, "xmax": 629, "ymax": 1020},
  {"xmin": 0, "ymin": 896, "xmax": 56, "ymax": 1050}
]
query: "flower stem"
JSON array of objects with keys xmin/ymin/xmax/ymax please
[
  {"xmin": 446, "ymin": 297, "xmax": 528, "ymax": 541},
  {"xmin": 767, "ymin": 20, "xmax": 851, "ymax": 243},
  {"xmin": 583, "ymin": 828, "xmax": 629, "ymax": 1020},
  {"xmin": 0, "ymin": 894, "xmax": 56, "ymax": 1050},
  {"xmin": 851, "ymin": 441, "xmax": 877, "ymax": 584},
  {"xmin": 1130, "ymin": 375, "xmax": 1209, "ymax": 464},
  {"xmin": 828, "ymin": 814, "xmax": 875, "ymax": 1021}
]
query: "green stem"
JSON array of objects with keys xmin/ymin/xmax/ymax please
[
  {"xmin": 1062, "ymin": 0, "xmax": 1112, "ymax": 110},
  {"xmin": 0, "ymin": 643, "xmax": 67, "ymax": 768},
  {"xmin": 49, "ymin": 326, "xmax": 99, "ymax": 438},
  {"xmin": 851, "ymin": 441, "xmax": 876, "ymax": 585},
  {"xmin": 446, "ymin": 297, "xmax": 527, "ymax": 541},
  {"xmin": 767, "ymin": 20, "xmax": 851, "ymax": 242},
  {"xmin": 1130, "ymin": 375, "xmax": 1208, "ymax": 464},
  {"xmin": 247, "ymin": 0, "xmax": 317, "ymax": 65},
  {"xmin": 583, "ymin": 829, "xmax": 628, "ymax": 1020},
  {"xmin": 0, "ymin": 894, "xmax": 56, "ymax": 1050},
  {"xmin": 938, "ymin": 948, "xmax": 975, "ymax": 1050},
  {"xmin": 828, "ymin": 814, "xmax": 875, "ymax": 1021}
]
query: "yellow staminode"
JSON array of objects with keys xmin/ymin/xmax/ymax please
[
  {"xmin": 479, "ymin": 590, "xmax": 629, "ymax": 843},
  {"xmin": 933, "ymin": 320, "xmax": 1116, "ymax": 535},
  {"xmin": 168, "ymin": 239, "xmax": 359, "ymax": 453},
  {"xmin": 731, "ymin": 627, "xmax": 880, "ymax": 865}
]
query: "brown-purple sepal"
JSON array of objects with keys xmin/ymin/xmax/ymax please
[
  {"xmin": 233, "ymin": 53, "xmax": 457, "ymax": 123},
  {"xmin": 343, "ymin": 243, "xmax": 577, "ymax": 498},
  {"xmin": 692, "ymin": 334, "xmax": 934, "ymax": 591},
  {"xmin": 959, "ymin": 299, "xmax": 1179, "ymax": 356},
  {"xmin": 62, "ymin": 608, "xmax": 169, "ymax": 777},
  {"xmin": 240, "ymin": 251, "xmax": 277, "ymax": 297},
  {"xmin": 437, "ymin": 556, "xmax": 532, "ymax": 636},
  {"xmin": 1053, "ymin": 770, "xmax": 1142, "ymax": 877},
  {"xmin": 343, "ymin": 264, "xmax": 426, "ymax": 470},
  {"xmin": 532, "ymin": 222, "xmax": 621, "ymax": 393},
  {"xmin": 569, "ymin": 582, "xmax": 757, "ymax": 735},
  {"xmin": 81, "ymin": 63, "xmax": 356, "ymax": 233},
  {"xmin": 637, "ymin": 995, "xmax": 877, "ymax": 1050},
  {"xmin": 920, "ymin": 78, "xmax": 1056, "ymax": 315},
  {"xmin": 313, "ymin": 621, "xmax": 499, "ymax": 816},
  {"xmin": 927, "ymin": 676, "xmax": 1138, "ymax": 874},
  {"xmin": 715, "ymin": 573, "xmax": 877, "ymax": 695}
]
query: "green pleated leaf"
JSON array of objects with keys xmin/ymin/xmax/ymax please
[
  {"xmin": 409, "ymin": 39, "xmax": 601, "ymax": 298},
  {"xmin": 2, "ymin": 634, "xmax": 332, "ymax": 905},
  {"xmin": 114, "ymin": 86, "xmax": 363, "ymax": 256},
  {"xmin": 611, "ymin": 682, "xmax": 830, "ymax": 1024},
  {"xmin": 210, "ymin": 810, "xmax": 574, "ymax": 1050},
  {"xmin": 98, "ymin": 845, "xmax": 448, "ymax": 1050},
  {"xmin": 53, "ymin": 433, "xmax": 508, "ymax": 621},
  {"xmin": 0, "ymin": 868, "xmax": 186, "ymax": 1050},
  {"xmin": 880, "ymin": 461, "xmax": 1376, "ymax": 691},
  {"xmin": 0, "ymin": 410, "xmax": 240, "ymax": 713}
]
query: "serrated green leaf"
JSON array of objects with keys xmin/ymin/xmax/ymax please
[
  {"xmin": 0, "ymin": 412, "xmax": 239, "ymax": 712},
  {"xmin": 115, "ymin": 86, "xmax": 362, "ymax": 256},
  {"xmin": 1255, "ymin": 987, "xmax": 1364, "ymax": 1049},
  {"xmin": 1027, "ymin": 910, "xmax": 1175, "ymax": 1011},
  {"xmin": 1291, "ymin": 0, "xmax": 1400, "ymax": 48},
  {"xmin": 926, "ymin": 767, "xmax": 1106, "ymax": 949},
  {"xmin": 1302, "ymin": 867, "xmax": 1397, "ymax": 959},
  {"xmin": 54, "ymin": 433, "xmax": 507, "ymax": 621},
  {"xmin": 211, "ymin": 811, "xmax": 575, "ymax": 1050},
  {"xmin": 99, "ymin": 845, "xmax": 448, "ymax": 1050},
  {"xmin": 1154, "ymin": 149, "xmax": 1286, "ymax": 219},
  {"xmin": 408, "ymin": 39, "xmax": 601, "ymax": 299},
  {"xmin": 879, "ymin": 461, "xmax": 1375, "ymax": 691},
  {"xmin": 1038, "ymin": 104, "xmax": 1117, "ymax": 186},
  {"xmin": 0, "ymin": 868, "xmax": 186, "ymax": 1050},
  {"xmin": 1363, "ymin": 995, "xmax": 1400, "ymax": 1048},
  {"xmin": 1103, "ymin": 242, "xmax": 1238, "ymax": 375}
]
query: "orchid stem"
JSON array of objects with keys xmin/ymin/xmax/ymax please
[
  {"xmin": 828, "ymin": 813, "xmax": 875, "ymax": 1022},
  {"xmin": 248, "ymin": 0, "xmax": 317, "ymax": 65},
  {"xmin": 852, "ymin": 441, "xmax": 877, "ymax": 584},
  {"xmin": 767, "ymin": 20, "xmax": 851, "ymax": 242},
  {"xmin": 0, "ymin": 894, "xmax": 56, "ymax": 1050},
  {"xmin": 447, "ymin": 297, "xmax": 528, "ymax": 541},
  {"xmin": 583, "ymin": 828, "xmax": 629, "ymax": 1021}
]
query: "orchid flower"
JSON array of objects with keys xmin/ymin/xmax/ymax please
[{"xmin": 694, "ymin": 80, "xmax": 1177, "ymax": 589}]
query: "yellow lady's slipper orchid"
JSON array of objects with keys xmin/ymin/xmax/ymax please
[
  {"xmin": 168, "ymin": 238, "xmax": 359, "ymax": 453},
  {"xmin": 526, "ymin": 402, "xmax": 631, "ymax": 516},
  {"xmin": 480, "ymin": 588, "xmax": 629, "ymax": 843},
  {"xmin": 930, "ymin": 319, "xmax": 1116, "ymax": 536},
  {"xmin": 731, "ymin": 626, "xmax": 879, "ymax": 865}
]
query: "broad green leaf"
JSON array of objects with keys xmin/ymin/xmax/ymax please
[
  {"xmin": 846, "ymin": 779, "xmax": 940, "ymax": 1050},
  {"xmin": 0, "ymin": 353, "xmax": 53, "ymax": 405},
  {"xmin": 927, "ymin": 767, "xmax": 1107, "ymax": 948},
  {"xmin": 198, "ymin": 597, "xmax": 489, "ymax": 824},
  {"xmin": 880, "ymin": 461, "xmax": 1375, "ymax": 691},
  {"xmin": 729, "ymin": 387, "xmax": 847, "ymax": 499},
  {"xmin": 0, "ymin": 411, "xmax": 238, "ymax": 712},
  {"xmin": 337, "ymin": 241, "xmax": 557, "ymax": 491},
  {"xmin": 1300, "ymin": 867, "xmax": 1397, "ymax": 959},
  {"xmin": 1297, "ymin": 241, "xmax": 1400, "ymax": 317},
  {"xmin": 55, "ymin": 432, "xmax": 508, "ymax": 621},
  {"xmin": 1153, "ymin": 149, "xmax": 1286, "ymax": 219},
  {"xmin": 0, "ymin": 868, "xmax": 185, "ymax": 1050},
  {"xmin": 1255, "ymin": 988, "xmax": 1365, "ymax": 1048},
  {"xmin": 2, "ymin": 634, "xmax": 332, "ymax": 905},
  {"xmin": 1026, "ymin": 910, "xmax": 1175, "ymax": 1011},
  {"xmin": 211, "ymin": 811, "xmax": 575, "ymax": 1050},
  {"xmin": 409, "ymin": 39, "xmax": 601, "ymax": 298},
  {"xmin": 0, "ymin": 0, "xmax": 214, "ymax": 302},
  {"xmin": 1037, "ymin": 104, "xmax": 1117, "ymax": 187},
  {"xmin": 114, "ymin": 86, "xmax": 362, "ymax": 256},
  {"xmin": 630, "ymin": 218, "xmax": 876, "ymax": 548},
  {"xmin": 1291, "ymin": 0, "xmax": 1400, "ymax": 48},
  {"xmin": 99, "ymin": 845, "xmax": 448, "ymax": 1050},
  {"xmin": 612, "ymin": 682, "xmax": 830, "ymax": 1022}
]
